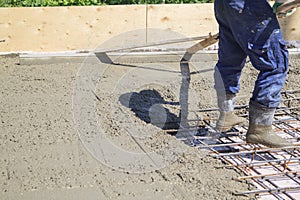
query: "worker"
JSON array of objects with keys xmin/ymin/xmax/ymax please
[{"xmin": 213, "ymin": 0, "xmax": 296, "ymax": 147}]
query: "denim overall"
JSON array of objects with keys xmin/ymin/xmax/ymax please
[{"xmin": 214, "ymin": 0, "xmax": 289, "ymax": 108}]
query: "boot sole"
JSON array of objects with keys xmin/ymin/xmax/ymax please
[
  {"xmin": 246, "ymin": 136, "xmax": 294, "ymax": 148},
  {"xmin": 216, "ymin": 121, "xmax": 247, "ymax": 132},
  {"xmin": 246, "ymin": 141, "xmax": 299, "ymax": 148}
]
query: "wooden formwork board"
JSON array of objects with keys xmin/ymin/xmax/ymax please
[
  {"xmin": 279, "ymin": 9, "xmax": 300, "ymax": 41},
  {"xmin": 0, "ymin": 4, "xmax": 217, "ymax": 52},
  {"xmin": 146, "ymin": 4, "xmax": 217, "ymax": 39},
  {"xmin": 0, "ymin": 6, "xmax": 147, "ymax": 52},
  {"xmin": 0, "ymin": 4, "xmax": 299, "ymax": 52}
]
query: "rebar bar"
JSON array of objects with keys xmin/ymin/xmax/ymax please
[
  {"xmin": 190, "ymin": 96, "xmax": 300, "ymax": 199},
  {"xmin": 236, "ymin": 186, "xmax": 300, "ymax": 195},
  {"xmin": 155, "ymin": 90, "xmax": 300, "ymax": 199}
]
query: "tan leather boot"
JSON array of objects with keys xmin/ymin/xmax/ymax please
[
  {"xmin": 216, "ymin": 111, "xmax": 246, "ymax": 132},
  {"xmin": 246, "ymin": 101, "xmax": 292, "ymax": 148}
]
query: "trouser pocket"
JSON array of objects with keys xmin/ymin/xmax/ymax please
[{"xmin": 247, "ymin": 31, "xmax": 288, "ymax": 73}]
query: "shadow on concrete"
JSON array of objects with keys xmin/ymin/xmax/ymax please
[
  {"xmin": 119, "ymin": 89, "xmax": 180, "ymax": 132},
  {"xmin": 97, "ymin": 49, "xmax": 211, "ymax": 143}
]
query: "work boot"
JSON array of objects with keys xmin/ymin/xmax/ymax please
[
  {"xmin": 215, "ymin": 92, "xmax": 246, "ymax": 132},
  {"xmin": 216, "ymin": 111, "xmax": 247, "ymax": 132},
  {"xmin": 246, "ymin": 101, "xmax": 292, "ymax": 148}
]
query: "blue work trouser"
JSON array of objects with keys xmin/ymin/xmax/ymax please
[{"xmin": 214, "ymin": 0, "xmax": 289, "ymax": 108}]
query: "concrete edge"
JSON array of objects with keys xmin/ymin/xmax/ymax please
[
  {"xmin": 16, "ymin": 49, "xmax": 219, "ymax": 65},
  {"xmin": 1, "ymin": 48, "xmax": 299, "ymax": 65}
]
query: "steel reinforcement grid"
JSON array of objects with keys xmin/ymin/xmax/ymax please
[{"xmin": 192, "ymin": 90, "xmax": 300, "ymax": 200}]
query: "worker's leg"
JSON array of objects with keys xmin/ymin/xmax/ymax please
[
  {"xmin": 214, "ymin": 0, "xmax": 248, "ymax": 96},
  {"xmin": 214, "ymin": 0, "xmax": 247, "ymax": 131},
  {"xmin": 220, "ymin": 0, "xmax": 288, "ymax": 107},
  {"xmin": 246, "ymin": 17, "xmax": 291, "ymax": 147},
  {"xmin": 221, "ymin": 0, "xmax": 291, "ymax": 147},
  {"xmin": 248, "ymin": 29, "xmax": 288, "ymax": 108}
]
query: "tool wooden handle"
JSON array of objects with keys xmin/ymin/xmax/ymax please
[
  {"xmin": 187, "ymin": 33, "xmax": 219, "ymax": 54},
  {"xmin": 276, "ymin": 0, "xmax": 300, "ymax": 13}
]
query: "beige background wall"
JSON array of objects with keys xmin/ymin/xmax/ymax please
[{"xmin": 0, "ymin": 4, "xmax": 298, "ymax": 52}]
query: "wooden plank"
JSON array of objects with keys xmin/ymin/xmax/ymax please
[
  {"xmin": 279, "ymin": 9, "xmax": 300, "ymax": 41},
  {"xmin": 147, "ymin": 4, "xmax": 218, "ymax": 40},
  {"xmin": 0, "ymin": 4, "xmax": 299, "ymax": 52},
  {"xmin": 0, "ymin": 6, "xmax": 146, "ymax": 52}
]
